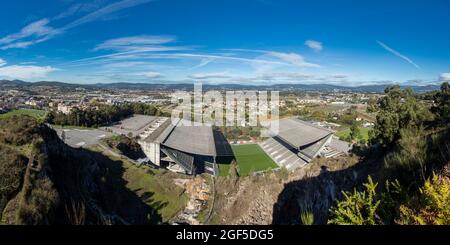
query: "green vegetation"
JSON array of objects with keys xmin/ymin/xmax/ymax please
[
  {"xmin": 398, "ymin": 175, "xmax": 450, "ymax": 225},
  {"xmin": 217, "ymin": 162, "xmax": 231, "ymax": 177},
  {"xmin": 102, "ymin": 135, "xmax": 146, "ymax": 160},
  {"xmin": 46, "ymin": 102, "xmax": 169, "ymax": 128},
  {"xmin": 328, "ymin": 82, "xmax": 450, "ymax": 225},
  {"xmin": 336, "ymin": 127, "xmax": 370, "ymax": 142},
  {"xmin": 220, "ymin": 126, "xmax": 262, "ymax": 141},
  {"xmin": 0, "ymin": 115, "xmax": 187, "ymax": 224},
  {"xmin": 369, "ymin": 85, "xmax": 433, "ymax": 148},
  {"xmin": 0, "ymin": 109, "xmax": 47, "ymax": 121},
  {"xmin": 114, "ymin": 157, "xmax": 188, "ymax": 222},
  {"xmin": 329, "ymin": 174, "xmax": 450, "ymax": 225},
  {"xmin": 230, "ymin": 144, "xmax": 278, "ymax": 176},
  {"xmin": 328, "ymin": 176, "xmax": 381, "ymax": 225},
  {"xmin": 432, "ymin": 82, "xmax": 450, "ymax": 125},
  {"xmin": 299, "ymin": 202, "xmax": 315, "ymax": 225}
]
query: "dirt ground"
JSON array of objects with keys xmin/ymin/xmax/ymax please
[{"xmin": 208, "ymin": 153, "xmax": 380, "ymax": 225}]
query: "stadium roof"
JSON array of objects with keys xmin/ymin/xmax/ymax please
[
  {"xmin": 275, "ymin": 118, "xmax": 333, "ymax": 148},
  {"xmin": 162, "ymin": 120, "xmax": 217, "ymax": 156},
  {"xmin": 142, "ymin": 118, "xmax": 218, "ymax": 156}
]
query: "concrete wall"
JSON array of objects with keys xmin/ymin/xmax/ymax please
[{"xmin": 139, "ymin": 141, "xmax": 160, "ymax": 166}]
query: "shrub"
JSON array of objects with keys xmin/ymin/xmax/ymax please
[
  {"xmin": 398, "ymin": 175, "xmax": 450, "ymax": 225},
  {"xmin": 328, "ymin": 176, "xmax": 381, "ymax": 225}
]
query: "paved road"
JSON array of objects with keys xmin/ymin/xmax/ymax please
[
  {"xmin": 55, "ymin": 128, "xmax": 113, "ymax": 148},
  {"xmin": 103, "ymin": 115, "xmax": 158, "ymax": 137}
]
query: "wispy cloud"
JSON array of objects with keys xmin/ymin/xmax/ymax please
[
  {"xmin": 377, "ymin": 40, "xmax": 420, "ymax": 69},
  {"xmin": 0, "ymin": 58, "xmax": 6, "ymax": 67},
  {"xmin": 189, "ymin": 57, "xmax": 217, "ymax": 70},
  {"xmin": 61, "ymin": 0, "xmax": 152, "ymax": 31},
  {"xmin": 65, "ymin": 50, "xmax": 292, "ymax": 68},
  {"xmin": 93, "ymin": 35, "xmax": 186, "ymax": 52},
  {"xmin": 189, "ymin": 72, "xmax": 231, "ymax": 80},
  {"xmin": 268, "ymin": 51, "xmax": 320, "ymax": 68},
  {"xmin": 305, "ymin": 40, "xmax": 323, "ymax": 52},
  {"xmin": 224, "ymin": 48, "xmax": 320, "ymax": 68},
  {"xmin": 0, "ymin": 0, "xmax": 152, "ymax": 50},
  {"xmin": 0, "ymin": 19, "xmax": 60, "ymax": 49},
  {"xmin": 0, "ymin": 64, "xmax": 58, "ymax": 80},
  {"xmin": 53, "ymin": 0, "xmax": 108, "ymax": 20},
  {"xmin": 131, "ymin": 71, "xmax": 163, "ymax": 79},
  {"xmin": 254, "ymin": 72, "xmax": 347, "ymax": 82}
]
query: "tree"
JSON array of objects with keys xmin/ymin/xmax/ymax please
[
  {"xmin": 366, "ymin": 97, "xmax": 378, "ymax": 113},
  {"xmin": 433, "ymin": 82, "xmax": 450, "ymax": 125},
  {"xmin": 349, "ymin": 122, "xmax": 360, "ymax": 141},
  {"xmin": 369, "ymin": 85, "xmax": 431, "ymax": 148}
]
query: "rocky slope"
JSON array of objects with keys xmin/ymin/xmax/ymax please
[
  {"xmin": 0, "ymin": 116, "xmax": 159, "ymax": 224},
  {"xmin": 211, "ymin": 153, "xmax": 383, "ymax": 225}
]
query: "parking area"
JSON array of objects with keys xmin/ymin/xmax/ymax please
[
  {"xmin": 103, "ymin": 114, "xmax": 158, "ymax": 137},
  {"xmin": 55, "ymin": 128, "xmax": 113, "ymax": 148}
]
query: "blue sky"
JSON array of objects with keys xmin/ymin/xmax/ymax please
[{"xmin": 0, "ymin": 0, "xmax": 449, "ymax": 85}]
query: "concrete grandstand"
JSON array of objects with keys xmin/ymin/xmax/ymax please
[
  {"xmin": 260, "ymin": 118, "xmax": 352, "ymax": 171},
  {"xmin": 138, "ymin": 117, "xmax": 231, "ymax": 176}
]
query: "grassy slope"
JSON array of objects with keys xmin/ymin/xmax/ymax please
[
  {"xmin": 218, "ymin": 163, "xmax": 231, "ymax": 177},
  {"xmin": 231, "ymin": 144, "xmax": 278, "ymax": 176},
  {"xmin": 90, "ymin": 145, "xmax": 188, "ymax": 222},
  {"xmin": 336, "ymin": 127, "xmax": 371, "ymax": 141},
  {"xmin": 0, "ymin": 109, "xmax": 47, "ymax": 121},
  {"xmin": 122, "ymin": 163, "xmax": 188, "ymax": 221}
]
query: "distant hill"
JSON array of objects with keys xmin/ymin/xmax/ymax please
[{"xmin": 0, "ymin": 79, "xmax": 441, "ymax": 93}]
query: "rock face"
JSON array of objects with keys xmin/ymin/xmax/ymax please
[
  {"xmin": 0, "ymin": 116, "xmax": 159, "ymax": 225},
  {"xmin": 212, "ymin": 154, "xmax": 382, "ymax": 225},
  {"xmin": 213, "ymin": 174, "xmax": 285, "ymax": 225},
  {"xmin": 174, "ymin": 177, "xmax": 211, "ymax": 225}
]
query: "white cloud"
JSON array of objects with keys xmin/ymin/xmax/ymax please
[
  {"xmin": 93, "ymin": 35, "xmax": 185, "ymax": 52},
  {"xmin": 305, "ymin": 40, "xmax": 323, "ymax": 52},
  {"xmin": 189, "ymin": 72, "xmax": 231, "ymax": 80},
  {"xmin": 141, "ymin": 71, "xmax": 162, "ymax": 79},
  {"xmin": 189, "ymin": 57, "xmax": 216, "ymax": 70},
  {"xmin": 254, "ymin": 72, "xmax": 348, "ymax": 83},
  {"xmin": 268, "ymin": 51, "xmax": 320, "ymax": 68},
  {"xmin": 0, "ymin": 58, "xmax": 6, "ymax": 67},
  {"xmin": 377, "ymin": 40, "xmax": 420, "ymax": 69},
  {"xmin": 440, "ymin": 73, "xmax": 450, "ymax": 82},
  {"xmin": 0, "ymin": 19, "xmax": 60, "ymax": 49},
  {"xmin": 53, "ymin": 0, "xmax": 107, "ymax": 20},
  {"xmin": 95, "ymin": 35, "xmax": 175, "ymax": 49},
  {"xmin": 0, "ymin": 0, "xmax": 153, "ymax": 49},
  {"xmin": 0, "ymin": 65, "xmax": 58, "ymax": 80},
  {"xmin": 223, "ymin": 48, "xmax": 320, "ymax": 68},
  {"xmin": 61, "ymin": 0, "xmax": 152, "ymax": 31}
]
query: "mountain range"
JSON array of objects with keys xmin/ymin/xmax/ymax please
[{"xmin": 0, "ymin": 79, "xmax": 441, "ymax": 93}]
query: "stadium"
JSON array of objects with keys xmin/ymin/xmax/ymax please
[
  {"xmin": 138, "ymin": 117, "xmax": 232, "ymax": 176},
  {"xmin": 259, "ymin": 118, "xmax": 352, "ymax": 171},
  {"xmin": 136, "ymin": 116, "xmax": 351, "ymax": 176}
]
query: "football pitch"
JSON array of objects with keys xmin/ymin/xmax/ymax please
[{"xmin": 227, "ymin": 144, "xmax": 278, "ymax": 176}]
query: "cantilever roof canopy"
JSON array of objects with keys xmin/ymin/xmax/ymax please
[
  {"xmin": 161, "ymin": 119, "xmax": 217, "ymax": 157},
  {"xmin": 275, "ymin": 118, "xmax": 333, "ymax": 149}
]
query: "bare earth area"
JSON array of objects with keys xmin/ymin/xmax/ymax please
[{"xmin": 210, "ymin": 153, "xmax": 382, "ymax": 225}]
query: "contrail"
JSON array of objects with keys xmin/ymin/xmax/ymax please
[{"xmin": 377, "ymin": 40, "xmax": 420, "ymax": 69}]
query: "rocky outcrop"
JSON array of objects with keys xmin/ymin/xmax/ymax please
[{"xmin": 0, "ymin": 116, "xmax": 158, "ymax": 225}]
